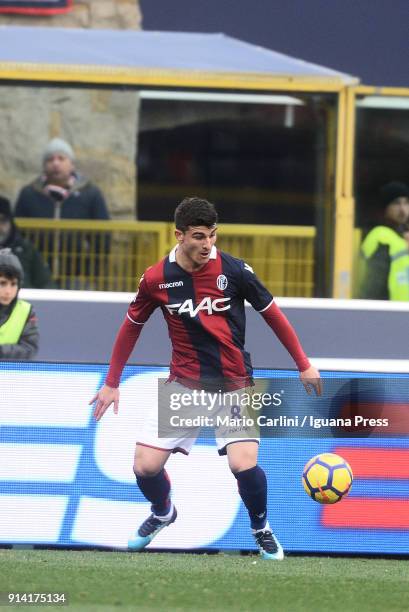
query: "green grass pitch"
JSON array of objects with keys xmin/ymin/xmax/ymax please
[{"xmin": 0, "ymin": 549, "xmax": 408, "ymax": 611}]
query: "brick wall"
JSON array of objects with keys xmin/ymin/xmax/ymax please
[{"xmin": 0, "ymin": 1, "xmax": 142, "ymax": 218}]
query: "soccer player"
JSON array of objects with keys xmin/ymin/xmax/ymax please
[{"xmin": 90, "ymin": 197, "xmax": 322, "ymax": 560}]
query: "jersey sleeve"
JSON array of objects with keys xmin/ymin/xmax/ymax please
[
  {"xmin": 105, "ymin": 274, "xmax": 158, "ymax": 388},
  {"xmin": 261, "ymin": 302, "xmax": 311, "ymax": 372},
  {"xmin": 240, "ymin": 260, "xmax": 274, "ymax": 312},
  {"xmin": 127, "ymin": 274, "xmax": 158, "ymax": 324}
]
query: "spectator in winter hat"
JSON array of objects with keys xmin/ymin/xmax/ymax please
[
  {"xmin": 360, "ymin": 181, "xmax": 409, "ymax": 300},
  {"xmin": 15, "ymin": 138, "xmax": 110, "ymax": 220},
  {"xmin": 14, "ymin": 138, "xmax": 110, "ymax": 285}
]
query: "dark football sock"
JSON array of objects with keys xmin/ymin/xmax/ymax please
[
  {"xmin": 234, "ymin": 465, "xmax": 268, "ymax": 530},
  {"xmin": 136, "ymin": 469, "xmax": 171, "ymax": 516}
]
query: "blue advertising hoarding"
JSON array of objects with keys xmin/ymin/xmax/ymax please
[{"xmin": 0, "ymin": 362, "xmax": 408, "ymax": 554}]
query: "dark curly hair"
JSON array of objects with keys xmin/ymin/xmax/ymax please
[{"xmin": 174, "ymin": 197, "xmax": 218, "ymax": 231}]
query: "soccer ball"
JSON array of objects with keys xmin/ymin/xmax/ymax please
[{"xmin": 302, "ymin": 453, "xmax": 353, "ymax": 504}]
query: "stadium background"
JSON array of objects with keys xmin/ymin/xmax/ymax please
[{"xmin": 0, "ymin": 0, "xmax": 408, "ymax": 558}]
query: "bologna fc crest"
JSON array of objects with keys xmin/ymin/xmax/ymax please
[{"xmin": 217, "ymin": 274, "xmax": 228, "ymax": 290}]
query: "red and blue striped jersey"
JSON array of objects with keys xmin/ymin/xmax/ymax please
[
  {"xmin": 105, "ymin": 246, "xmax": 310, "ymax": 388},
  {"xmin": 127, "ymin": 246, "xmax": 273, "ymax": 383}
]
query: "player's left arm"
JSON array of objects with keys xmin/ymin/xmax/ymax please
[
  {"xmin": 240, "ymin": 261, "xmax": 322, "ymax": 396},
  {"xmin": 261, "ymin": 302, "xmax": 322, "ymax": 396}
]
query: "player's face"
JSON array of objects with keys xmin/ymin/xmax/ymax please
[
  {"xmin": 384, "ymin": 197, "xmax": 409, "ymax": 225},
  {"xmin": 0, "ymin": 276, "xmax": 18, "ymax": 305},
  {"xmin": 175, "ymin": 225, "xmax": 217, "ymax": 270},
  {"xmin": 44, "ymin": 153, "xmax": 74, "ymax": 186}
]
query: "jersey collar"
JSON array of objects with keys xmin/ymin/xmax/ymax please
[{"xmin": 169, "ymin": 244, "xmax": 217, "ymax": 262}]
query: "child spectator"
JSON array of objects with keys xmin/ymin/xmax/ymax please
[{"xmin": 0, "ymin": 248, "xmax": 39, "ymax": 360}]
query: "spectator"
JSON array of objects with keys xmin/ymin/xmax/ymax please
[
  {"xmin": 15, "ymin": 138, "xmax": 110, "ymax": 286},
  {"xmin": 0, "ymin": 196, "xmax": 54, "ymax": 288},
  {"xmin": 360, "ymin": 181, "xmax": 409, "ymax": 300},
  {"xmin": 0, "ymin": 248, "xmax": 39, "ymax": 360},
  {"xmin": 15, "ymin": 138, "xmax": 110, "ymax": 221}
]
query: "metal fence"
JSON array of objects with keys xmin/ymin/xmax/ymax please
[
  {"xmin": 16, "ymin": 219, "xmax": 315, "ymax": 296},
  {"xmin": 215, "ymin": 224, "xmax": 315, "ymax": 297}
]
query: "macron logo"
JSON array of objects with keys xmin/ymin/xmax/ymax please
[{"xmin": 159, "ymin": 281, "xmax": 184, "ymax": 289}]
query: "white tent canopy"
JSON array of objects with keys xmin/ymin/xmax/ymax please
[{"xmin": 0, "ymin": 27, "xmax": 358, "ymax": 86}]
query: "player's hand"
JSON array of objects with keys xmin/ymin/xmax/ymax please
[
  {"xmin": 89, "ymin": 384, "xmax": 120, "ymax": 421},
  {"xmin": 300, "ymin": 365, "xmax": 322, "ymax": 396}
]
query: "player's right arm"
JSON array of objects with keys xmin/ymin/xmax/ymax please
[{"xmin": 89, "ymin": 274, "xmax": 157, "ymax": 420}]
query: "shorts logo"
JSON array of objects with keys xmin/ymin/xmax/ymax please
[
  {"xmin": 159, "ymin": 281, "xmax": 184, "ymax": 289},
  {"xmin": 217, "ymin": 274, "xmax": 228, "ymax": 290},
  {"xmin": 244, "ymin": 263, "xmax": 254, "ymax": 274}
]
